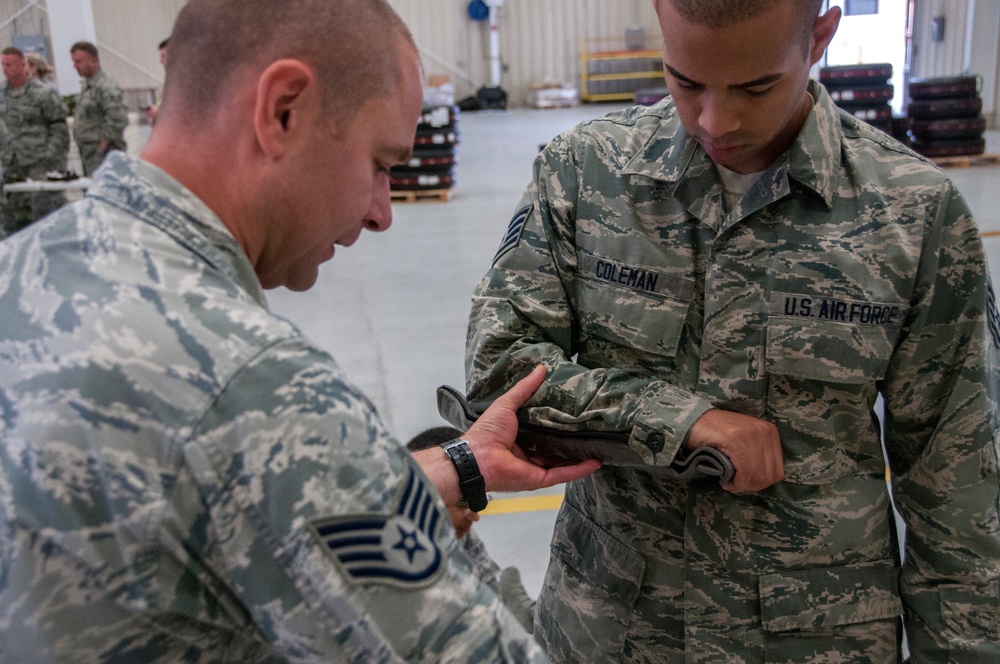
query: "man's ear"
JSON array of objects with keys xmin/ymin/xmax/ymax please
[
  {"xmin": 809, "ymin": 6, "xmax": 842, "ymax": 66},
  {"xmin": 253, "ymin": 59, "xmax": 318, "ymax": 159}
]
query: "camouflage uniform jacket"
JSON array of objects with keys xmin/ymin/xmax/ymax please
[
  {"xmin": 73, "ymin": 68, "xmax": 128, "ymax": 151},
  {"xmin": 0, "ymin": 115, "xmax": 10, "ymax": 172},
  {"xmin": 466, "ymin": 81, "xmax": 1000, "ymax": 662},
  {"xmin": 0, "ymin": 76, "xmax": 68, "ymax": 176},
  {"xmin": 0, "ymin": 152, "xmax": 545, "ymax": 663}
]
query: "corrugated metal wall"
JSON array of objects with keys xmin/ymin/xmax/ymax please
[
  {"xmin": 910, "ymin": 0, "xmax": 998, "ymax": 119},
  {"xmin": 20, "ymin": 0, "xmax": 663, "ymax": 107},
  {"xmin": 0, "ymin": 0, "xmax": 51, "ymax": 58},
  {"xmin": 911, "ymin": 0, "xmax": 971, "ymax": 78},
  {"xmin": 91, "ymin": 0, "xmax": 183, "ymax": 90},
  {"xmin": 0, "ymin": 0, "xmax": 179, "ymax": 92},
  {"xmin": 390, "ymin": 0, "xmax": 663, "ymax": 106},
  {"xmin": 1, "ymin": 0, "xmax": 995, "ymax": 121}
]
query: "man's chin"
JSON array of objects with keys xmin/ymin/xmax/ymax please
[{"xmin": 265, "ymin": 266, "xmax": 320, "ymax": 292}]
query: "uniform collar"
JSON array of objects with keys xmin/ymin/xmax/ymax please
[
  {"xmin": 85, "ymin": 151, "xmax": 268, "ymax": 308},
  {"xmin": 82, "ymin": 69, "xmax": 106, "ymax": 87},
  {"xmin": 2, "ymin": 77, "xmax": 35, "ymax": 96},
  {"xmin": 620, "ymin": 101, "xmax": 697, "ymax": 183},
  {"xmin": 784, "ymin": 80, "xmax": 841, "ymax": 211},
  {"xmin": 620, "ymin": 80, "xmax": 841, "ymax": 212}
]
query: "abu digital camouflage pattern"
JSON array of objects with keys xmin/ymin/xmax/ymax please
[
  {"xmin": 0, "ymin": 76, "xmax": 69, "ymax": 232},
  {"xmin": 0, "ymin": 152, "xmax": 545, "ymax": 663},
  {"xmin": 467, "ymin": 81, "xmax": 1000, "ymax": 662},
  {"xmin": 73, "ymin": 68, "xmax": 128, "ymax": 176}
]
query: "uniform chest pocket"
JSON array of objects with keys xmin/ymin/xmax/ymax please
[
  {"xmin": 575, "ymin": 252, "xmax": 693, "ymax": 358},
  {"xmin": 765, "ymin": 294, "xmax": 906, "ymax": 384},
  {"xmin": 79, "ymin": 99, "xmax": 98, "ymax": 120},
  {"xmin": 764, "ymin": 296, "xmax": 906, "ymax": 484}
]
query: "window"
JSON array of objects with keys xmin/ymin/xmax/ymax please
[{"xmin": 845, "ymin": 0, "xmax": 879, "ymax": 16}]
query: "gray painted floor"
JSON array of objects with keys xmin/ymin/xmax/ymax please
[{"xmin": 267, "ymin": 107, "xmax": 1000, "ymax": 598}]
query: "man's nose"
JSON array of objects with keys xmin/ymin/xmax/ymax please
[
  {"xmin": 363, "ymin": 175, "xmax": 393, "ymax": 233},
  {"xmin": 698, "ymin": 94, "xmax": 741, "ymax": 138}
]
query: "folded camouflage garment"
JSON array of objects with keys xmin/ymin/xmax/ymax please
[{"xmin": 436, "ymin": 385, "xmax": 735, "ymax": 483}]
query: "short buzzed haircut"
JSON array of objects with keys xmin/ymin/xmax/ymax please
[
  {"xmin": 662, "ymin": 0, "xmax": 824, "ymax": 53},
  {"xmin": 162, "ymin": 0, "xmax": 416, "ymax": 124},
  {"xmin": 2, "ymin": 47, "xmax": 24, "ymax": 59},
  {"xmin": 70, "ymin": 41, "xmax": 99, "ymax": 59}
]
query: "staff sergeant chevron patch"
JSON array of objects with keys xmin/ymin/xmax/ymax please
[
  {"xmin": 494, "ymin": 206, "xmax": 530, "ymax": 265},
  {"xmin": 310, "ymin": 466, "xmax": 445, "ymax": 588}
]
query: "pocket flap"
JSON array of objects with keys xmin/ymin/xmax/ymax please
[
  {"xmin": 940, "ymin": 579, "xmax": 1000, "ymax": 642},
  {"xmin": 549, "ymin": 500, "xmax": 645, "ymax": 606},
  {"xmin": 760, "ymin": 560, "xmax": 902, "ymax": 633}
]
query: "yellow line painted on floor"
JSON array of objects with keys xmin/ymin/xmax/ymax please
[
  {"xmin": 482, "ymin": 494, "xmax": 564, "ymax": 515},
  {"xmin": 483, "ymin": 474, "xmax": 894, "ymax": 513}
]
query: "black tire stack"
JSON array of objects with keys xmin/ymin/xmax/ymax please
[
  {"xmin": 820, "ymin": 63, "xmax": 895, "ymax": 135},
  {"xmin": 906, "ymin": 76, "xmax": 985, "ymax": 160},
  {"xmin": 390, "ymin": 105, "xmax": 460, "ymax": 196}
]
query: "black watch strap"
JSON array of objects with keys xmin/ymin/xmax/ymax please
[{"xmin": 441, "ymin": 439, "xmax": 488, "ymax": 512}]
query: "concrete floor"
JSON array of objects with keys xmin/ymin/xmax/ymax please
[{"xmin": 267, "ymin": 107, "xmax": 1000, "ymax": 597}]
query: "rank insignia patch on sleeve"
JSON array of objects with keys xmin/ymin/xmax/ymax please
[
  {"xmin": 988, "ymin": 282, "xmax": 1000, "ymax": 348},
  {"xmin": 493, "ymin": 205, "xmax": 531, "ymax": 265},
  {"xmin": 310, "ymin": 466, "xmax": 445, "ymax": 588}
]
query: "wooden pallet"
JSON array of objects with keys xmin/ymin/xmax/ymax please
[
  {"xmin": 390, "ymin": 188, "xmax": 453, "ymax": 203},
  {"xmin": 932, "ymin": 153, "xmax": 1000, "ymax": 168}
]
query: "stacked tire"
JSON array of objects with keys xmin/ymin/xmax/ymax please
[
  {"xmin": 390, "ymin": 105, "xmax": 460, "ymax": 195},
  {"xmin": 820, "ymin": 63, "xmax": 894, "ymax": 135},
  {"xmin": 907, "ymin": 76, "xmax": 985, "ymax": 160}
]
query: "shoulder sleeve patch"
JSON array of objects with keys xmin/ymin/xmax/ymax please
[
  {"xmin": 309, "ymin": 466, "xmax": 445, "ymax": 589},
  {"xmin": 987, "ymin": 282, "xmax": 1000, "ymax": 348},
  {"xmin": 493, "ymin": 205, "xmax": 531, "ymax": 265}
]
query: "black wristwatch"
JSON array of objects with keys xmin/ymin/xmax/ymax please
[{"xmin": 440, "ymin": 439, "xmax": 488, "ymax": 512}]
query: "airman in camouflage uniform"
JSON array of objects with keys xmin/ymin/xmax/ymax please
[
  {"xmin": 0, "ymin": 115, "xmax": 12, "ymax": 236},
  {"xmin": 0, "ymin": 46, "xmax": 69, "ymax": 233},
  {"xmin": 70, "ymin": 41, "xmax": 129, "ymax": 176},
  {"xmin": 466, "ymin": 1, "xmax": 1000, "ymax": 662},
  {"xmin": 0, "ymin": 1, "xmax": 598, "ymax": 661}
]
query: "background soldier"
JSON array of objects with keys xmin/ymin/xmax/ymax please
[
  {"xmin": 145, "ymin": 38, "xmax": 169, "ymax": 125},
  {"xmin": 26, "ymin": 53, "xmax": 57, "ymax": 88},
  {"xmin": 0, "ymin": 46, "xmax": 68, "ymax": 232},
  {"xmin": 70, "ymin": 41, "xmax": 128, "ymax": 175},
  {"xmin": 466, "ymin": 0, "xmax": 1000, "ymax": 661},
  {"xmin": 0, "ymin": 115, "xmax": 11, "ymax": 237}
]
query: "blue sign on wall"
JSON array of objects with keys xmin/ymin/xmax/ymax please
[{"xmin": 12, "ymin": 35, "xmax": 48, "ymax": 61}]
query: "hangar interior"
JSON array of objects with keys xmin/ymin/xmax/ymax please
[{"xmin": 3, "ymin": 0, "xmax": 999, "ymax": 601}]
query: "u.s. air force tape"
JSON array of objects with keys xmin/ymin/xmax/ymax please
[{"xmin": 310, "ymin": 466, "xmax": 445, "ymax": 588}]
